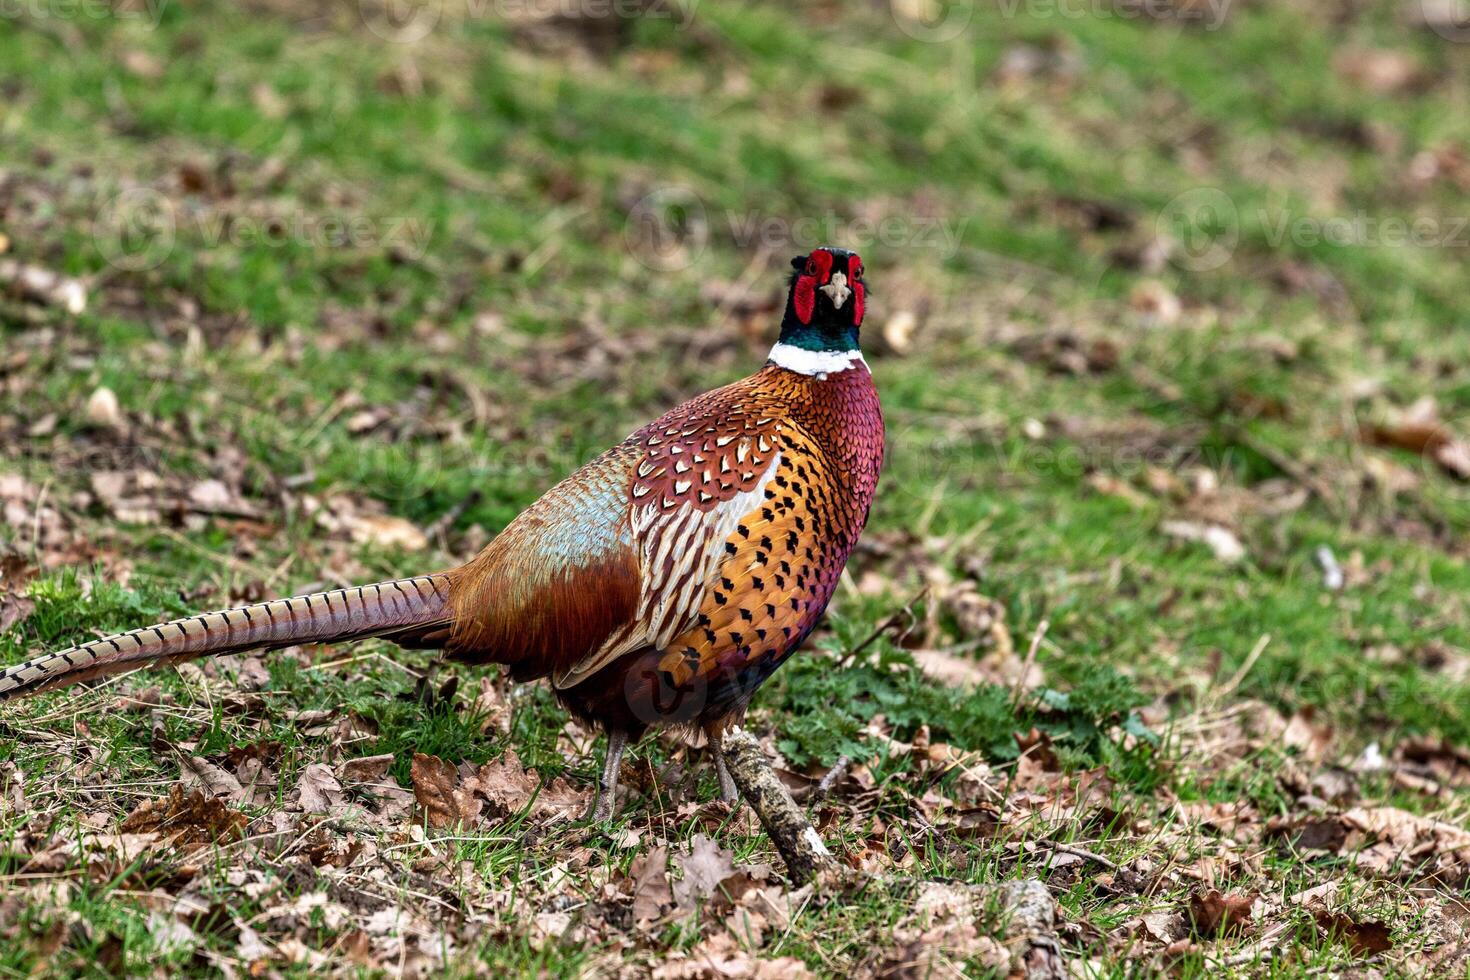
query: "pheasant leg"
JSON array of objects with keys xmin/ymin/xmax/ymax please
[
  {"xmin": 586, "ymin": 728, "xmax": 628, "ymax": 822},
  {"xmin": 705, "ymin": 726, "xmax": 739, "ymax": 804}
]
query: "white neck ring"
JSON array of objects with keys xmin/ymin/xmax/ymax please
[{"xmin": 767, "ymin": 342, "xmax": 866, "ymax": 378}]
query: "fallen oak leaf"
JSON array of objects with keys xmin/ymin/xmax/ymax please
[
  {"xmin": 629, "ymin": 844, "xmax": 673, "ymax": 927},
  {"xmin": 458, "ymin": 747, "xmax": 587, "ymax": 822},
  {"xmin": 672, "ymin": 834, "xmax": 739, "ymax": 913},
  {"xmin": 341, "ymin": 753, "xmax": 396, "ymax": 783},
  {"xmin": 1342, "ymin": 805, "xmax": 1470, "ymax": 851},
  {"xmin": 0, "ymin": 593, "xmax": 34, "ymax": 633},
  {"xmin": 119, "ymin": 785, "xmax": 248, "ymax": 850},
  {"xmin": 410, "ymin": 748, "xmax": 587, "ymax": 830},
  {"xmin": 411, "ymin": 752, "xmax": 480, "ymax": 829}
]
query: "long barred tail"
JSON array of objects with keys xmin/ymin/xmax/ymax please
[{"xmin": 0, "ymin": 574, "xmax": 454, "ymax": 701}]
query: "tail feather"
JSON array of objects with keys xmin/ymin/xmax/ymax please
[{"xmin": 0, "ymin": 573, "xmax": 454, "ymax": 701}]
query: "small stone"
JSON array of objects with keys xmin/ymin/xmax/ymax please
[
  {"xmin": 85, "ymin": 386, "xmax": 123, "ymax": 429},
  {"xmin": 1129, "ymin": 279, "xmax": 1181, "ymax": 326},
  {"xmin": 880, "ymin": 310, "xmax": 920, "ymax": 356}
]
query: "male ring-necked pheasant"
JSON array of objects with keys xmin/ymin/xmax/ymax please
[{"xmin": 0, "ymin": 246, "xmax": 883, "ymax": 819}]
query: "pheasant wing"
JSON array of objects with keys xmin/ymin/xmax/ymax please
[{"xmin": 553, "ymin": 396, "xmax": 789, "ymax": 689}]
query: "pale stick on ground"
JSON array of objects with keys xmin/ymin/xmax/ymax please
[{"xmin": 721, "ymin": 728, "xmax": 1067, "ymax": 979}]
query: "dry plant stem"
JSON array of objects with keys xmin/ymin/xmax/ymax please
[
  {"xmin": 722, "ymin": 729, "xmax": 1067, "ymax": 978},
  {"xmin": 838, "ymin": 587, "xmax": 928, "ymax": 669},
  {"xmin": 1010, "ymin": 618, "xmax": 1050, "ymax": 709},
  {"xmin": 805, "ymin": 755, "xmax": 850, "ymax": 806}
]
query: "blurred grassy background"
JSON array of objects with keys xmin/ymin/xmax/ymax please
[{"xmin": 3, "ymin": 0, "xmax": 1470, "ymax": 972}]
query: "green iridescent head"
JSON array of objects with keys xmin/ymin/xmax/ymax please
[{"xmin": 777, "ymin": 246, "xmax": 866, "ymax": 354}]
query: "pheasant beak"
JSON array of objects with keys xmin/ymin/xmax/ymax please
[{"xmin": 820, "ymin": 270, "xmax": 851, "ymax": 309}]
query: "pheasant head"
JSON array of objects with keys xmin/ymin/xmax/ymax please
[{"xmin": 771, "ymin": 246, "xmax": 868, "ymax": 376}]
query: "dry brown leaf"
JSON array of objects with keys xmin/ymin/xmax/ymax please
[
  {"xmin": 653, "ymin": 932, "xmax": 814, "ymax": 979},
  {"xmin": 295, "ymin": 763, "xmax": 344, "ymax": 812},
  {"xmin": 1359, "ymin": 403, "xmax": 1470, "ymax": 482},
  {"xmin": 0, "ymin": 592, "xmax": 34, "ymax": 633},
  {"xmin": 119, "ymin": 785, "xmax": 248, "ymax": 850},
  {"xmin": 1334, "ymin": 47, "xmax": 1426, "ymax": 94},
  {"xmin": 1130, "ymin": 279, "xmax": 1181, "ymax": 326},
  {"xmin": 342, "ymin": 753, "xmax": 396, "ymax": 783},
  {"xmin": 1162, "ymin": 520, "xmax": 1246, "ymax": 563},
  {"xmin": 630, "ymin": 845, "xmax": 673, "ymax": 927},
  {"xmin": 410, "ymin": 750, "xmax": 585, "ymax": 830},
  {"xmin": 1186, "ymin": 887, "xmax": 1256, "ymax": 937},
  {"xmin": 1087, "ymin": 473, "xmax": 1150, "ymax": 508},
  {"xmin": 411, "ymin": 753, "xmax": 479, "ymax": 829},
  {"xmin": 1399, "ymin": 738, "xmax": 1470, "ymax": 787},
  {"xmin": 119, "ymin": 49, "xmax": 163, "ymax": 79},
  {"xmin": 465, "ymin": 748, "xmax": 587, "ymax": 821},
  {"xmin": 1311, "ymin": 907, "xmax": 1394, "ymax": 955},
  {"xmin": 1343, "ymin": 805, "xmax": 1470, "ymax": 851},
  {"xmin": 180, "ymin": 756, "xmax": 245, "ymax": 799},
  {"xmin": 673, "ymin": 834, "xmax": 739, "ymax": 912},
  {"xmin": 85, "ymin": 386, "xmax": 122, "ymax": 428},
  {"xmin": 879, "ymin": 310, "xmax": 920, "ymax": 356},
  {"xmin": 347, "ymin": 514, "xmax": 428, "ymax": 551},
  {"xmin": 911, "ymin": 648, "xmax": 989, "ymax": 688},
  {"xmin": 1282, "ymin": 708, "xmax": 1333, "ymax": 763},
  {"xmin": 1138, "ymin": 910, "xmax": 1187, "ymax": 945}
]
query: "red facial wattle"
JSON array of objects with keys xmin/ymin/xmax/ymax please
[
  {"xmin": 793, "ymin": 249, "xmax": 835, "ymax": 325},
  {"xmin": 794, "ymin": 275, "xmax": 816, "ymax": 323},
  {"xmin": 852, "ymin": 280, "xmax": 864, "ymax": 325}
]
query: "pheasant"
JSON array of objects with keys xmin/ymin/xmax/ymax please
[{"xmin": 0, "ymin": 246, "xmax": 884, "ymax": 819}]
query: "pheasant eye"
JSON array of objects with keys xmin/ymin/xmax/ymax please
[{"xmin": 804, "ymin": 259, "xmax": 817, "ymax": 275}]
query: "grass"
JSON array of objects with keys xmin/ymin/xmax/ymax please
[{"xmin": 2, "ymin": 0, "xmax": 1470, "ymax": 974}]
